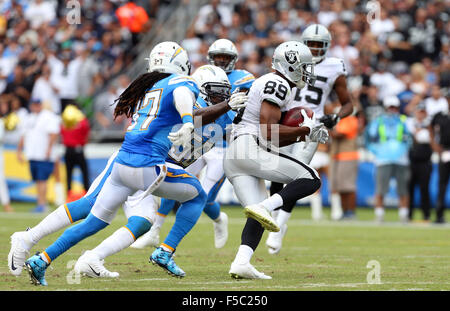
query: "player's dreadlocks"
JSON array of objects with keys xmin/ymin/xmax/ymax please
[{"xmin": 113, "ymin": 72, "xmax": 171, "ymax": 119}]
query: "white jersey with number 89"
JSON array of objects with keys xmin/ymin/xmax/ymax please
[
  {"xmin": 231, "ymin": 72, "xmax": 292, "ymax": 140},
  {"xmin": 287, "ymin": 57, "xmax": 347, "ymax": 118}
]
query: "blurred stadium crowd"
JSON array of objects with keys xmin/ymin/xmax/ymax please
[
  {"xmin": 0, "ymin": 0, "xmax": 448, "ymax": 220},
  {"xmin": 0, "ymin": 0, "xmax": 168, "ymax": 141},
  {"xmin": 186, "ymin": 0, "xmax": 448, "ymax": 114}
]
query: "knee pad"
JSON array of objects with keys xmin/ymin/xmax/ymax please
[{"xmin": 125, "ymin": 216, "xmax": 151, "ymax": 239}]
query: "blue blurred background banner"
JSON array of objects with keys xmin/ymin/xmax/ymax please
[{"xmin": 5, "ymin": 144, "xmax": 449, "ymax": 208}]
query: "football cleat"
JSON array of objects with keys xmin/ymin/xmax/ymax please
[
  {"xmin": 213, "ymin": 212, "xmax": 228, "ymax": 249},
  {"xmin": 244, "ymin": 204, "xmax": 280, "ymax": 232},
  {"xmin": 74, "ymin": 251, "xmax": 119, "ymax": 278},
  {"xmin": 229, "ymin": 261, "xmax": 272, "ymax": 280},
  {"xmin": 130, "ymin": 225, "xmax": 160, "ymax": 249},
  {"xmin": 25, "ymin": 253, "xmax": 49, "ymax": 286},
  {"xmin": 8, "ymin": 231, "xmax": 31, "ymax": 276},
  {"xmin": 150, "ymin": 247, "xmax": 185, "ymax": 278},
  {"xmin": 266, "ymin": 224, "xmax": 288, "ymax": 255}
]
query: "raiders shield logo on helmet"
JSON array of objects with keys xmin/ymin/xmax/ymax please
[{"xmin": 285, "ymin": 51, "xmax": 297, "ymax": 64}]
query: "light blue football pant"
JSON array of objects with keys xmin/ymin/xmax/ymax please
[
  {"xmin": 158, "ymin": 146, "xmax": 226, "ymax": 220},
  {"xmin": 44, "ymin": 158, "xmax": 206, "ymax": 261}
]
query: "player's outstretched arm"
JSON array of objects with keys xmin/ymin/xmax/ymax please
[
  {"xmin": 193, "ymin": 92, "xmax": 247, "ymax": 126},
  {"xmin": 194, "ymin": 101, "xmax": 230, "ymax": 126}
]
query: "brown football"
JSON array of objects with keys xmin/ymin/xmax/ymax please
[{"xmin": 281, "ymin": 106, "xmax": 314, "ymax": 127}]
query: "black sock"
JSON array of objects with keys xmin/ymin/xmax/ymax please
[
  {"xmin": 278, "ymin": 178, "xmax": 321, "ymax": 213},
  {"xmin": 241, "ymin": 218, "xmax": 265, "ymax": 251},
  {"xmin": 270, "ymin": 182, "xmax": 284, "ymax": 195}
]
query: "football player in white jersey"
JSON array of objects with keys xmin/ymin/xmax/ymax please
[
  {"xmin": 267, "ymin": 24, "xmax": 355, "ymax": 255},
  {"xmin": 224, "ymin": 41, "xmax": 328, "ymax": 279}
]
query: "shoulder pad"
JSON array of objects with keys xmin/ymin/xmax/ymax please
[
  {"xmin": 168, "ymin": 75, "xmax": 199, "ymax": 87},
  {"xmin": 233, "ymin": 74, "xmax": 255, "ymax": 86}
]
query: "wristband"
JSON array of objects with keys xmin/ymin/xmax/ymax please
[{"xmin": 181, "ymin": 114, "xmax": 193, "ymax": 124}]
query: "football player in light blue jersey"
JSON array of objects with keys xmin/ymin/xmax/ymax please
[
  {"xmin": 207, "ymin": 39, "xmax": 255, "ymax": 93},
  {"xmin": 135, "ymin": 66, "xmax": 237, "ymax": 249},
  {"xmin": 131, "ymin": 41, "xmax": 255, "ymax": 250},
  {"xmin": 73, "ymin": 65, "xmax": 246, "ymax": 279},
  {"xmin": 19, "ymin": 41, "xmax": 208, "ymax": 285},
  {"xmin": 8, "ymin": 61, "xmax": 247, "ymax": 282}
]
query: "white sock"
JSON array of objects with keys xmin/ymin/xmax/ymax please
[
  {"xmin": 399, "ymin": 207, "xmax": 408, "ymax": 219},
  {"xmin": 161, "ymin": 244, "xmax": 173, "ymax": 253},
  {"xmin": 310, "ymin": 192, "xmax": 323, "ymax": 220},
  {"xmin": 234, "ymin": 245, "xmax": 254, "ymax": 265},
  {"xmin": 54, "ymin": 182, "xmax": 65, "ymax": 206},
  {"xmin": 260, "ymin": 194, "xmax": 283, "ymax": 212},
  {"xmin": 92, "ymin": 227, "xmax": 135, "ymax": 260},
  {"xmin": 331, "ymin": 193, "xmax": 343, "ymax": 220},
  {"xmin": 153, "ymin": 213, "xmax": 166, "ymax": 229},
  {"xmin": 276, "ymin": 209, "xmax": 291, "ymax": 228},
  {"xmin": 375, "ymin": 207, "xmax": 385, "ymax": 218},
  {"xmin": 26, "ymin": 205, "xmax": 72, "ymax": 248},
  {"xmin": 213, "ymin": 212, "xmax": 222, "ymax": 223},
  {"xmin": 40, "ymin": 253, "xmax": 50, "ymax": 264},
  {"xmin": 271, "ymin": 209, "xmax": 280, "ymax": 219}
]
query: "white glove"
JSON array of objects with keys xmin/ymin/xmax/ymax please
[
  {"xmin": 168, "ymin": 123, "xmax": 194, "ymax": 147},
  {"xmin": 227, "ymin": 92, "xmax": 248, "ymax": 111},
  {"xmin": 300, "ymin": 110, "xmax": 316, "ymax": 132},
  {"xmin": 309, "ymin": 125, "xmax": 330, "ymax": 144}
]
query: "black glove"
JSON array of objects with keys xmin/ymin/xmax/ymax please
[{"xmin": 319, "ymin": 114, "xmax": 340, "ymax": 129}]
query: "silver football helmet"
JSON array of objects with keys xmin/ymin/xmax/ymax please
[
  {"xmin": 272, "ymin": 41, "xmax": 315, "ymax": 89},
  {"xmin": 146, "ymin": 41, "xmax": 191, "ymax": 75},
  {"xmin": 300, "ymin": 24, "xmax": 332, "ymax": 64},
  {"xmin": 207, "ymin": 39, "xmax": 238, "ymax": 73},
  {"xmin": 191, "ymin": 65, "xmax": 231, "ymax": 106}
]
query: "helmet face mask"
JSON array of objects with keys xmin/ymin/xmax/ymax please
[
  {"xmin": 299, "ymin": 63, "xmax": 315, "ymax": 88},
  {"xmin": 286, "ymin": 62, "xmax": 315, "ymax": 89},
  {"xmin": 192, "ymin": 65, "xmax": 231, "ymax": 106},
  {"xmin": 207, "ymin": 39, "xmax": 238, "ymax": 73},
  {"xmin": 303, "ymin": 39, "xmax": 329, "ymax": 62},
  {"xmin": 201, "ymin": 82, "xmax": 231, "ymax": 105},
  {"xmin": 209, "ymin": 53, "xmax": 236, "ymax": 72}
]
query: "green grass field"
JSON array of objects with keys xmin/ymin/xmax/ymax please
[{"xmin": 1, "ymin": 203, "xmax": 449, "ymax": 291}]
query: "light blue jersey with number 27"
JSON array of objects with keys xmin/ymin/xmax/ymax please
[{"xmin": 117, "ymin": 74, "xmax": 199, "ymax": 168}]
